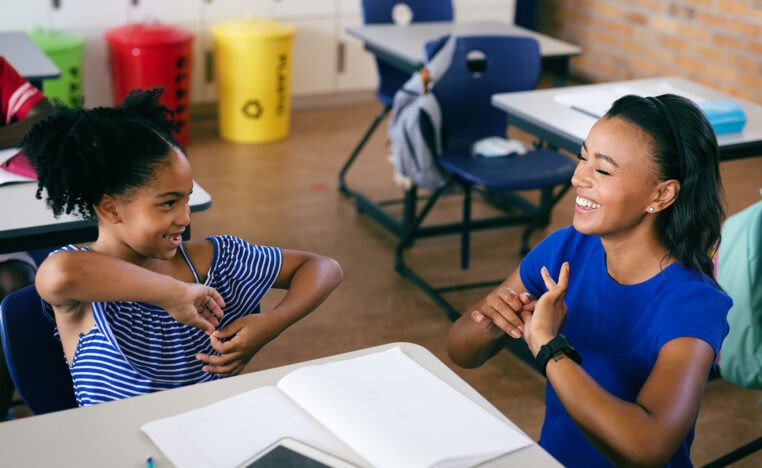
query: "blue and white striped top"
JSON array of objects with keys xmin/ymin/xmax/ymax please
[{"xmin": 46, "ymin": 236, "xmax": 282, "ymax": 406}]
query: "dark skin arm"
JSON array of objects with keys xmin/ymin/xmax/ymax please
[
  {"xmin": 196, "ymin": 250, "xmax": 343, "ymax": 376},
  {"xmin": 0, "ymin": 98, "xmax": 55, "ymax": 149},
  {"xmin": 450, "ymin": 264, "xmax": 716, "ymax": 466}
]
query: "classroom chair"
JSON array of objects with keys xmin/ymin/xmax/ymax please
[
  {"xmin": 395, "ymin": 35, "xmax": 576, "ymax": 329},
  {"xmin": 338, "ymin": 0, "xmax": 454, "ymax": 225},
  {"xmin": 0, "ymin": 284, "xmax": 77, "ymax": 415}
]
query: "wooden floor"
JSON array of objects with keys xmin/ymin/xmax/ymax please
[{"xmin": 185, "ymin": 95, "xmax": 762, "ymax": 467}]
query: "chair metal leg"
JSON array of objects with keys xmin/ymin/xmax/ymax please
[
  {"xmin": 701, "ymin": 436, "xmax": 762, "ymax": 468},
  {"xmin": 519, "ymin": 182, "xmax": 572, "ymax": 255},
  {"xmin": 461, "ymin": 183, "xmax": 471, "ymax": 270},
  {"xmin": 338, "ymin": 104, "xmax": 392, "ymax": 197}
]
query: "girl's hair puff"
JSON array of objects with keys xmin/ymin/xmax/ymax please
[{"xmin": 20, "ymin": 88, "xmax": 181, "ymax": 220}]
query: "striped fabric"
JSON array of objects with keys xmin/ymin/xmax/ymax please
[{"xmin": 47, "ymin": 236, "xmax": 282, "ymax": 406}]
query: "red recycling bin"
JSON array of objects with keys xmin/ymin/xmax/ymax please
[{"xmin": 105, "ymin": 23, "xmax": 194, "ymax": 146}]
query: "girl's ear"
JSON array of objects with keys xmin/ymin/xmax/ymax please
[
  {"xmin": 94, "ymin": 194, "xmax": 121, "ymax": 224},
  {"xmin": 649, "ymin": 179, "xmax": 680, "ymax": 213}
]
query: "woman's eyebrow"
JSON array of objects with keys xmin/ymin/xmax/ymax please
[
  {"xmin": 581, "ymin": 142, "xmax": 619, "ymax": 167},
  {"xmin": 155, "ymin": 191, "xmax": 186, "ymax": 198}
]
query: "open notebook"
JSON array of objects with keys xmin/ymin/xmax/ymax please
[{"xmin": 142, "ymin": 347, "xmax": 532, "ymax": 468}]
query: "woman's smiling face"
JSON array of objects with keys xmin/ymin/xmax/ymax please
[{"xmin": 571, "ymin": 115, "xmax": 662, "ymax": 240}]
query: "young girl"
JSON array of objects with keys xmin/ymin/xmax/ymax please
[
  {"xmin": 20, "ymin": 89, "xmax": 343, "ymax": 406},
  {"xmin": 447, "ymin": 94, "xmax": 731, "ymax": 467}
]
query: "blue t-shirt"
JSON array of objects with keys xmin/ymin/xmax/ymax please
[{"xmin": 519, "ymin": 226, "xmax": 731, "ymax": 468}]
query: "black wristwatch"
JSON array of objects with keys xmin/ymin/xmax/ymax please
[{"xmin": 535, "ymin": 335, "xmax": 582, "ymax": 377}]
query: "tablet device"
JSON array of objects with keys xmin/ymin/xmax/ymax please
[{"xmin": 238, "ymin": 437, "xmax": 357, "ymax": 468}]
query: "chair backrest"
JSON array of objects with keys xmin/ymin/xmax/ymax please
[
  {"xmin": 361, "ymin": 0, "xmax": 454, "ymax": 105},
  {"xmin": 428, "ymin": 35, "xmax": 541, "ymax": 155},
  {"xmin": 0, "ymin": 285, "xmax": 77, "ymax": 414}
]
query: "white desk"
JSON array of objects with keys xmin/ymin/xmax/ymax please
[
  {"xmin": 491, "ymin": 76, "xmax": 762, "ymax": 160},
  {"xmin": 347, "ymin": 21, "xmax": 581, "ymax": 85},
  {"xmin": 0, "ymin": 32, "xmax": 61, "ymax": 87},
  {"xmin": 0, "ymin": 181, "xmax": 212, "ymax": 254},
  {"xmin": 0, "ymin": 342, "xmax": 560, "ymax": 467}
]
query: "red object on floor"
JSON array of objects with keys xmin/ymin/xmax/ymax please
[{"xmin": 105, "ymin": 23, "xmax": 194, "ymax": 146}]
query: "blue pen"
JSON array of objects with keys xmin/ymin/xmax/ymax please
[{"xmin": 146, "ymin": 457, "xmax": 155, "ymax": 468}]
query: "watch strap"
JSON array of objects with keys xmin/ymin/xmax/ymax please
[{"xmin": 536, "ymin": 334, "xmax": 581, "ymax": 377}]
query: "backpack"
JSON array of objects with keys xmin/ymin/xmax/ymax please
[
  {"xmin": 387, "ymin": 36, "xmax": 456, "ymax": 192},
  {"xmin": 717, "ymin": 197, "xmax": 762, "ymax": 390}
]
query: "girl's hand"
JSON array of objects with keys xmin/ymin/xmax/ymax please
[
  {"xmin": 196, "ymin": 313, "xmax": 280, "ymax": 376},
  {"xmin": 471, "ymin": 287, "xmax": 534, "ymax": 339},
  {"xmin": 523, "ymin": 262, "xmax": 570, "ymax": 357},
  {"xmin": 163, "ymin": 282, "xmax": 226, "ymax": 333}
]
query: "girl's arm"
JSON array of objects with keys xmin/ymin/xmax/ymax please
[
  {"xmin": 446, "ymin": 267, "xmax": 532, "ymax": 368},
  {"xmin": 527, "ymin": 264, "xmax": 715, "ymax": 467},
  {"xmin": 197, "ymin": 250, "xmax": 343, "ymax": 375},
  {"xmin": 36, "ymin": 250, "xmax": 225, "ymax": 332}
]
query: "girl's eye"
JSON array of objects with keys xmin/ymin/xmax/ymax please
[
  {"xmin": 595, "ymin": 169, "xmax": 611, "ymax": 176},
  {"xmin": 161, "ymin": 200, "xmax": 176, "ymax": 208}
]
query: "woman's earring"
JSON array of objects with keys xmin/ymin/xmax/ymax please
[{"xmin": 648, "ymin": 207, "xmax": 654, "ymax": 212}]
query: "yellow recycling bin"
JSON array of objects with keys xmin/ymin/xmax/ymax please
[{"xmin": 212, "ymin": 18, "xmax": 296, "ymax": 143}]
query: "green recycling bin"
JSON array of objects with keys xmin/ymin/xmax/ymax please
[{"xmin": 26, "ymin": 28, "xmax": 85, "ymax": 107}]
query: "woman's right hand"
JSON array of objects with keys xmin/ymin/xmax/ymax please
[
  {"xmin": 163, "ymin": 282, "xmax": 226, "ymax": 333},
  {"xmin": 471, "ymin": 287, "xmax": 533, "ymax": 339}
]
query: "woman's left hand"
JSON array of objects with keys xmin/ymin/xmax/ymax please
[
  {"xmin": 196, "ymin": 313, "xmax": 281, "ymax": 376},
  {"xmin": 523, "ymin": 262, "xmax": 570, "ymax": 357}
]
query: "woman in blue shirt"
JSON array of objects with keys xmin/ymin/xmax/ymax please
[{"xmin": 448, "ymin": 94, "xmax": 731, "ymax": 467}]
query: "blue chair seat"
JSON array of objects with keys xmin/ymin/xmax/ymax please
[{"xmin": 439, "ymin": 150, "xmax": 577, "ymax": 190}]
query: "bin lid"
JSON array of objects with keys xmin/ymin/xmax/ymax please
[
  {"xmin": 105, "ymin": 23, "xmax": 194, "ymax": 47},
  {"xmin": 211, "ymin": 18, "xmax": 296, "ymax": 40},
  {"xmin": 26, "ymin": 27, "xmax": 85, "ymax": 53}
]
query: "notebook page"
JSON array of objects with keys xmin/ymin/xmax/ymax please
[
  {"xmin": 277, "ymin": 347, "xmax": 532, "ymax": 468},
  {"xmin": 141, "ymin": 386, "xmax": 334, "ymax": 468}
]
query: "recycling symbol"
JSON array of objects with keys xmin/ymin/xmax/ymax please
[{"xmin": 242, "ymin": 100, "xmax": 262, "ymax": 119}]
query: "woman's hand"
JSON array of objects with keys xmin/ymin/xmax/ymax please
[
  {"xmin": 523, "ymin": 262, "xmax": 569, "ymax": 356},
  {"xmin": 471, "ymin": 286, "xmax": 534, "ymax": 339},
  {"xmin": 162, "ymin": 282, "xmax": 226, "ymax": 333},
  {"xmin": 196, "ymin": 313, "xmax": 281, "ymax": 376}
]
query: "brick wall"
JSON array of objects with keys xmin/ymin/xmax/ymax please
[{"xmin": 537, "ymin": 0, "xmax": 762, "ymax": 104}]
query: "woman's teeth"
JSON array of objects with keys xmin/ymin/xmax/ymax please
[{"xmin": 576, "ymin": 196, "xmax": 601, "ymax": 209}]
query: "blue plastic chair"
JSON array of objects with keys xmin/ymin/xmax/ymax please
[
  {"xmin": 394, "ymin": 35, "xmax": 576, "ymax": 323},
  {"xmin": 338, "ymin": 0, "xmax": 454, "ymax": 199},
  {"xmin": 0, "ymin": 285, "xmax": 77, "ymax": 415}
]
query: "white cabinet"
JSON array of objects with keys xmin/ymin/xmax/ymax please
[
  {"xmin": 201, "ymin": 0, "xmax": 272, "ymax": 23},
  {"xmin": 287, "ymin": 17, "xmax": 337, "ymax": 96},
  {"xmin": 49, "ymin": 0, "xmax": 130, "ymax": 30},
  {"xmin": 272, "ymin": 0, "xmax": 335, "ymax": 18},
  {"xmin": 128, "ymin": 0, "xmax": 204, "ymax": 25},
  {"xmin": 337, "ymin": 11, "xmax": 377, "ymax": 92},
  {"xmin": 0, "ymin": 0, "xmax": 50, "ymax": 32}
]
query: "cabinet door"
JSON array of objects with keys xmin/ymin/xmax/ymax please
[
  {"xmin": 454, "ymin": 0, "xmax": 515, "ymax": 23},
  {"xmin": 128, "ymin": 0, "xmax": 203, "ymax": 24},
  {"xmin": 49, "ymin": 0, "xmax": 130, "ymax": 30},
  {"xmin": 202, "ymin": 0, "xmax": 272, "ymax": 23},
  {"xmin": 288, "ymin": 17, "xmax": 337, "ymax": 96},
  {"xmin": 271, "ymin": 0, "xmax": 335, "ymax": 18},
  {"xmin": 0, "ymin": 0, "xmax": 50, "ymax": 32},
  {"xmin": 337, "ymin": 11, "xmax": 376, "ymax": 92}
]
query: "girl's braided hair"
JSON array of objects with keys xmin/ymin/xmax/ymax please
[{"xmin": 20, "ymin": 88, "xmax": 180, "ymax": 220}]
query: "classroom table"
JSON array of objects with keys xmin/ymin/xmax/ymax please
[
  {"xmin": 491, "ymin": 76, "xmax": 762, "ymax": 161},
  {"xmin": 0, "ymin": 342, "xmax": 560, "ymax": 467},
  {"xmin": 347, "ymin": 21, "xmax": 582, "ymax": 86},
  {"xmin": 0, "ymin": 31, "xmax": 61, "ymax": 88},
  {"xmin": 0, "ymin": 180, "xmax": 212, "ymax": 254}
]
